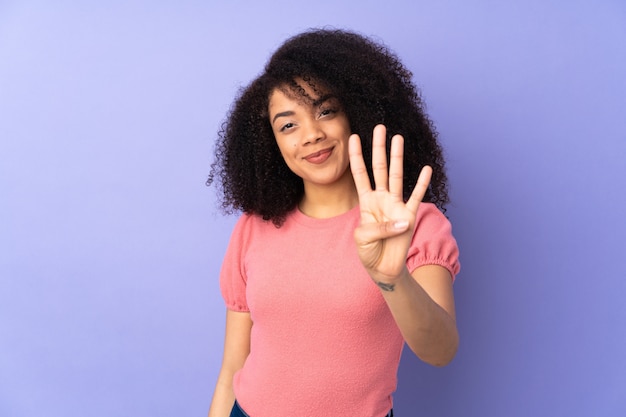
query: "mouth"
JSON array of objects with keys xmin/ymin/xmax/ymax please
[{"xmin": 303, "ymin": 147, "xmax": 334, "ymax": 164}]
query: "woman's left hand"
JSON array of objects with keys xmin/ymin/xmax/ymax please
[{"xmin": 349, "ymin": 124, "xmax": 432, "ymax": 287}]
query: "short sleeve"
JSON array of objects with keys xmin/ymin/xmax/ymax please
[
  {"xmin": 219, "ymin": 214, "xmax": 251, "ymax": 312},
  {"xmin": 406, "ymin": 203, "xmax": 461, "ymax": 280}
]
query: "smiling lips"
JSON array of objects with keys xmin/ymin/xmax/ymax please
[{"xmin": 304, "ymin": 147, "xmax": 334, "ymax": 164}]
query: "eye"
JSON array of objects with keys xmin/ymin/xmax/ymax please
[
  {"xmin": 318, "ymin": 107, "xmax": 337, "ymax": 118},
  {"xmin": 280, "ymin": 122, "xmax": 295, "ymax": 132}
]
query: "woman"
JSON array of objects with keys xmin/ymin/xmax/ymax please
[{"xmin": 208, "ymin": 28, "xmax": 460, "ymax": 417}]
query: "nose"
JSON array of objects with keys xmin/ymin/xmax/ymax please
[{"xmin": 302, "ymin": 120, "xmax": 325, "ymax": 146}]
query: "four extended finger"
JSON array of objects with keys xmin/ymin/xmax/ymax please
[
  {"xmin": 388, "ymin": 134, "xmax": 405, "ymax": 199},
  {"xmin": 406, "ymin": 165, "xmax": 433, "ymax": 213},
  {"xmin": 351, "ymin": 125, "xmax": 433, "ymax": 217},
  {"xmin": 349, "ymin": 133, "xmax": 373, "ymax": 195},
  {"xmin": 371, "ymin": 124, "xmax": 389, "ymax": 191}
]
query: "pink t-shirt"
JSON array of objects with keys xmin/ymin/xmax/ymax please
[{"xmin": 220, "ymin": 203, "xmax": 460, "ymax": 417}]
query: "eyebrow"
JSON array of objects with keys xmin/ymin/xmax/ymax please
[
  {"xmin": 270, "ymin": 95, "xmax": 340, "ymax": 124},
  {"xmin": 272, "ymin": 111, "xmax": 295, "ymax": 124}
]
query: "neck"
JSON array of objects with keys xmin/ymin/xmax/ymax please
[{"xmin": 299, "ymin": 173, "xmax": 358, "ymax": 218}]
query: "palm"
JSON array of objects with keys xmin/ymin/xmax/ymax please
[{"xmin": 349, "ymin": 125, "xmax": 432, "ymax": 282}]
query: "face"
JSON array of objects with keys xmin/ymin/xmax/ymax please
[{"xmin": 268, "ymin": 85, "xmax": 352, "ymax": 190}]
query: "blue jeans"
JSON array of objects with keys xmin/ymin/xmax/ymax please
[
  {"xmin": 230, "ymin": 400, "xmax": 393, "ymax": 416},
  {"xmin": 230, "ymin": 400, "xmax": 249, "ymax": 417}
]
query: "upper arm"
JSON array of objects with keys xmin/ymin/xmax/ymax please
[
  {"xmin": 209, "ymin": 310, "xmax": 252, "ymax": 417},
  {"xmin": 411, "ymin": 264, "xmax": 457, "ymax": 322},
  {"xmin": 220, "ymin": 309, "xmax": 253, "ymax": 375}
]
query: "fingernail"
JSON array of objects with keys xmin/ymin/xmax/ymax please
[{"xmin": 393, "ymin": 220, "xmax": 409, "ymax": 230}]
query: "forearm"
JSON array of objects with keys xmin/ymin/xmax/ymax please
[
  {"xmin": 208, "ymin": 372, "xmax": 236, "ymax": 417},
  {"xmin": 378, "ymin": 267, "xmax": 458, "ymax": 366},
  {"xmin": 209, "ymin": 310, "xmax": 252, "ymax": 417}
]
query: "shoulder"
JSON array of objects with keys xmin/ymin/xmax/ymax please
[
  {"xmin": 413, "ymin": 202, "xmax": 456, "ymax": 243},
  {"xmin": 409, "ymin": 203, "xmax": 460, "ymax": 278},
  {"xmin": 228, "ymin": 210, "xmax": 300, "ymax": 247},
  {"xmin": 232, "ymin": 212, "xmax": 276, "ymax": 233},
  {"xmin": 415, "ymin": 202, "xmax": 451, "ymax": 229}
]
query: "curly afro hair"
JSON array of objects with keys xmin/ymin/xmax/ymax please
[{"xmin": 208, "ymin": 28, "xmax": 449, "ymax": 226}]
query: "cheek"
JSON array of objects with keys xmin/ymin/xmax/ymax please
[{"xmin": 276, "ymin": 137, "xmax": 297, "ymax": 153}]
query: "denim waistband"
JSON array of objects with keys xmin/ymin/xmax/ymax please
[{"xmin": 230, "ymin": 400, "xmax": 393, "ymax": 417}]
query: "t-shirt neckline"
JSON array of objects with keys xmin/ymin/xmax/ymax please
[{"xmin": 290, "ymin": 204, "xmax": 360, "ymax": 228}]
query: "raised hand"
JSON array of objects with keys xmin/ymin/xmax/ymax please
[{"xmin": 348, "ymin": 124, "xmax": 432, "ymax": 287}]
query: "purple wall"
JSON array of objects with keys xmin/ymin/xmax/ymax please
[{"xmin": 1, "ymin": 1, "xmax": 624, "ymax": 416}]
